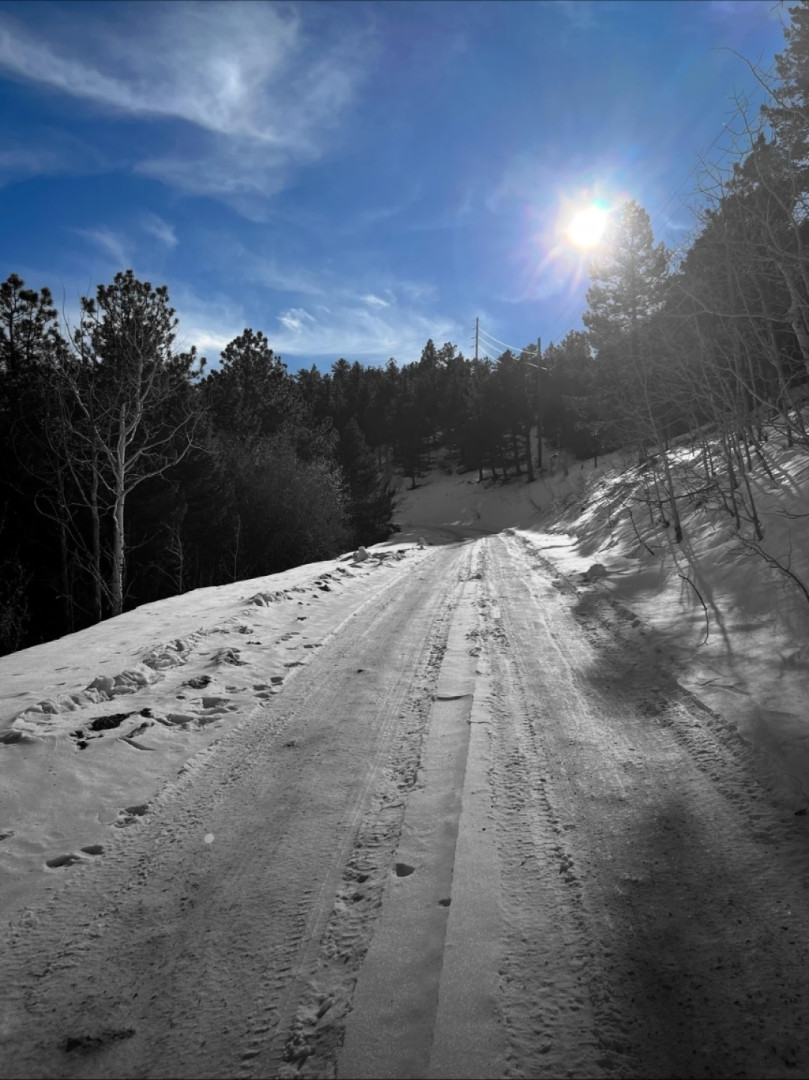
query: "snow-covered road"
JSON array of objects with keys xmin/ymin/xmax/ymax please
[{"xmin": 3, "ymin": 532, "xmax": 809, "ymax": 1079}]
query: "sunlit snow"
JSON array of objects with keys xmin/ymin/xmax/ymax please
[{"xmin": 2, "ymin": 428, "xmax": 809, "ymax": 920}]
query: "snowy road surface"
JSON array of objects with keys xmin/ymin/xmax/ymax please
[{"xmin": 3, "ymin": 532, "xmax": 809, "ymax": 1079}]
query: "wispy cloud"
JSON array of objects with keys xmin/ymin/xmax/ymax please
[
  {"xmin": 183, "ymin": 230, "xmax": 326, "ymax": 293},
  {"xmin": 171, "ymin": 285, "xmax": 247, "ymax": 357},
  {"xmin": 0, "ymin": 2, "xmax": 370, "ymax": 209},
  {"xmin": 278, "ymin": 307, "xmax": 317, "ymax": 334},
  {"xmin": 361, "ymin": 293, "xmax": 390, "ymax": 308},
  {"xmin": 0, "ymin": 4, "xmax": 298, "ymax": 139},
  {"xmin": 170, "ymin": 284, "xmax": 458, "ymax": 367},
  {"xmin": 396, "ymin": 279, "xmax": 439, "ymax": 305},
  {"xmin": 141, "ymin": 212, "xmax": 178, "ymax": 249},
  {"xmin": 0, "ymin": 147, "xmax": 62, "ymax": 187},
  {"xmin": 270, "ymin": 301, "xmax": 461, "ymax": 363},
  {"xmin": 252, "ymin": 262, "xmax": 324, "ymax": 296},
  {"xmin": 0, "ymin": 130, "xmax": 110, "ymax": 188},
  {"xmin": 74, "ymin": 227, "xmax": 132, "ymax": 270}
]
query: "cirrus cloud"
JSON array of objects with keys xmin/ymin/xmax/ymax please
[
  {"xmin": 271, "ymin": 301, "xmax": 462, "ymax": 364},
  {"xmin": 0, "ymin": 2, "xmax": 370, "ymax": 212}
]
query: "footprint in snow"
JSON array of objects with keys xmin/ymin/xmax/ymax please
[
  {"xmin": 45, "ymin": 852, "xmax": 85, "ymax": 869},
  {"xmin": 200, "ymin": 696, "xmax": 235, "ymax": 710},
  {"xmin": 211, "ymin": 648, "xmax": 246, "ymax": 666},
  {"xmin": 44, "ymin": 847, "xmax": 103, "ymax": 869},
  {"xmin": 65, "ymin": 1029, "xmax": 135, "ymax": 1054},
  {"xmin": 185, "ymin": 674, "xmax": 211, "ymax": 689},
  {"xmin": 114, "ymin": 803, "xmax": 149, "ymax": 828}
]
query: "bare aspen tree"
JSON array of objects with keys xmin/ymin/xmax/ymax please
[{"xmin": 66, "ymin": 271, "xmax": 203, "ymax": 617}]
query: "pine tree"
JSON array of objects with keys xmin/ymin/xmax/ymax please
[
  {"xmin": 584, "ymin": 200, "xmax": 670, "ymax": 355},
  {"xmin": 583, "ymin": 201, "xmax": 670, "ymax": 448},
  {"xmin": 762, "ymin": 0, "xmax": 809, "ymax": 167},
  {"xmin": 204, "ymin": 328, "xmax": 303, "ymax": 442}
]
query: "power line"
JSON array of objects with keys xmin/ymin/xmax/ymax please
[
  {"xmin": 476, "ymin": 326, "xmax": 515, "ymax": 350},
  {"xmin": 477, "ymin": 325, "xmax": 538, "ymax": 356},
  {"xmin": 478, "ymin": 330, "xmax": 521, "ymax": 353}
]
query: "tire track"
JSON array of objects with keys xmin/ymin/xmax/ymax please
[
  {"xmin": 273, "ymin": 543, "xmax": 477, "ymax": 1079},
  {"xmin": 335, "ymin": 542, "xmax": 486, "ymax": 1080},
  {"xmin": 0, "ymin": 544, "xmax": 470, "ymax": 1080},
  {"xmin": 480, "ymin": 538, "xmax": 613, "ymax": 1079}
]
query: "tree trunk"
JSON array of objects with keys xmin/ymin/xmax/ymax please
[
  {"xmin": 111, "ymin": 488, "xmax": 125, "ymax": 617},
  {"xmin": 660, "ymin": 452, "xmax": 683, "ymax": 543},
  {"xmin": 89, "ymin": 463, "xmax": 103, "ymax": 622},
  {"xmin": 57, "ymin": 516, "xmax": 74, "ymax": 633},
  {"xmin": 511, "ymin": 428, "xmax": 522, "ymax": 475},
  {"xmin": 524, "ymin": 423, "xmax": 534, "ymax": 482},
  {"xmin": 109, "ymin": 417, "xmax": 127, "ymax": 617}
]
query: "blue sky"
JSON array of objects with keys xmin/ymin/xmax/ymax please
[{"xmin": 0, "ymin": 0, "xmax": 790, "ymax": 372}]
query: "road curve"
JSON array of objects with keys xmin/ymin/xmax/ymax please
[{"xmin": 3, "ymin": 533, "xmax": 809, "ymax": 1080}]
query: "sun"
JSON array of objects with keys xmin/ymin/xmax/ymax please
[{"xmin": 565, "ymin": 204, "xmax": 609, "ymax": 249}]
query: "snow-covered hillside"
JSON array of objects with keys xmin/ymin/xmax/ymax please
[{"xmin": 395, "ymin": 436, "xmax": 809, "ymax": 810}]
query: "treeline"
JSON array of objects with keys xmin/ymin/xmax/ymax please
[
  {"xmin": 0, "ymin": 272, "xmax": 555, "ymax": 655},
  {"xmin": 1, "ymin": 255, "xmax": 589, "ymax": 656},
  {"xmin": 0, "ymin": 274, "xmax": 383, "ymax": 655}
]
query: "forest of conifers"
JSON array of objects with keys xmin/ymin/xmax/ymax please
[{"xmin": 3, "ymin": 3, "xmax": 809, "ymax": 655}]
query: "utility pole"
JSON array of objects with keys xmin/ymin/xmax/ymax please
[{"xmin": 475, "ymin": 317, "xmax": 479, "ymax": 362}]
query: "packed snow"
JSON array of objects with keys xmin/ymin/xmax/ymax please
[
  {"xmin": 3, "ymin": 427, "xmax": 809, "ymax": 1079},
  {"xmin": 0, "ymin": 546, "xmax": 427, "ymax": 913},
  {"xmin": 3, "ymin": 433, "xmax": 809, "ymax": 918}
]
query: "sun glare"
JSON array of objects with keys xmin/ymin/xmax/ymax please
[{"xmin": 565, "ymin": 204, "xmax": 609, "ymax": 249}]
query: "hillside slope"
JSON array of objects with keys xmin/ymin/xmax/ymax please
[{"xmin": 393, "ymin": 436, "xmax": 809, "ymax": 810}]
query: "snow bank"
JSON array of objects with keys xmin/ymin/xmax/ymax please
[
  {"xmin": 391, "ymin": 447, "xmax": 809, "ymax": 809},
  {"xmin": 0, "ymin": 547, "xmax": 427, "ymax": 914}
]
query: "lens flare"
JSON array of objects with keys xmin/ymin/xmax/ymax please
[{"xmin": 565, "ymin": 204, "xmax": 609, "ymax": 249}]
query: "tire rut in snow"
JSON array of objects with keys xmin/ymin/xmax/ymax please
[
  {"xmin": 269, "ymin": 545, "xmax": 475, "ymax": 1079},
  {"xmin": 0, "ymin": 546, "xmax": 466, "ymax": 1080},
  {"xmin": 481, "ymin": 538, "xmax": 618, "ymax": 1079},
  {"xmin": 334, "ymin": 541, "xmax": 487, "ymax": 1080}
]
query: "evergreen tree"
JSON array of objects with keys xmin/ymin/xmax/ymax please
[
  {"xmin": 204, "ymin": 328, "xmax": 304, "ymax": 442},
  {"xmin": 0, "ymin": 276, "xmax": 69, "ymax": 642},
  {"xmin": 762, "ymin": 0, "xmax": 809, "ymax": 167},
  {"xmin": 584, "ymin": 200, "xmax": 670, "ymax": 354},
  {"xmin": 338, "ymin": 417, "xmax": 397, "ymax": 544},
  {"xmin": 583, "ymin": 200, "xmax": 671, "ymax": 450}
]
